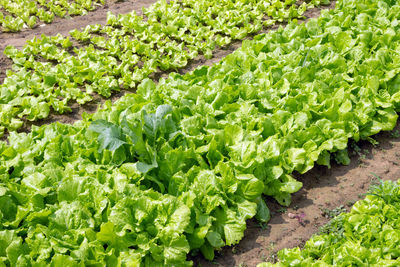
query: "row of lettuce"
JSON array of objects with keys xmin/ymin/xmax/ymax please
[
  {"xmin": 1, "ymin": 0, "xmax": 400, "ymax": 265},
  {"xmin": 258, "ymin": 179, "xmax": 400, "ymax": 266},
  {"xmin": 0, "ymin": 0, "xmax": 329, "ymax": 137},
  {"xmin": 0, "ymin": 0, "xmax": 106, "ymax": 32}
]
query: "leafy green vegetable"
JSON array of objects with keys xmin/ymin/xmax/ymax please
[
  {"xmin": 1, "ymin": 0, "xmax": 400, "ymax": 265},
  {"xmin": 258, "ymin": 179, "xmax": 400, "ymax": 266},
  {"xmin": 89, "ymin": 120, "xmax": 126, "ymax": 151},
  {"xmin": 0, "ymin": 0, "xmax": 105, "ymax": 32},
  {"xmin": 0, "ymin": 0, "xmax": 330, "ymax": 133}
]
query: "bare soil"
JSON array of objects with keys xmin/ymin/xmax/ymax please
[{"xmin": 3, "ymin": 1, "xmax": 399, "ymax": 267}]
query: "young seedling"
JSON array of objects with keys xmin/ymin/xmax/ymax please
[
  {"xmin": 321, "ymin": 205, "xmax": 347, "ymax": 219},
  {"xmin": 278, "ymin": 207, "xmax": 287, "ymax": 213},
  {"xmin": 391, "ymin": 130, "xmax": 400, "ymax": 138}
]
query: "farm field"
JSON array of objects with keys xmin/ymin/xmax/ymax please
[
  {"xmin": 0, "ymin": 0, "xmax": 327, "ymax": 138},
  {"xmin": 1, "ymin": 0, "xmax": 400, "ymax": 266},
  {"xmin": 0, "ymin": 0, "xmax": 108, "ymax": 32},
  {"xmin": 0, "ymin": 0, "xmax": 158, "ymax": 85}
]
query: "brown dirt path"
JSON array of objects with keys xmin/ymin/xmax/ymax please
[{"xmin": 195, "ymin": 122, "xmax": 400, "ymax": 267}]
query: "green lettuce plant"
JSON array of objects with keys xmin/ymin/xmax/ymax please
[
  {"xmin": 258, "ymin": 179, "xmax": 400, "ymax": 266},
  {"xmin": 0, "ymin": 0, "xmax": 105, "ymax": 32}
]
